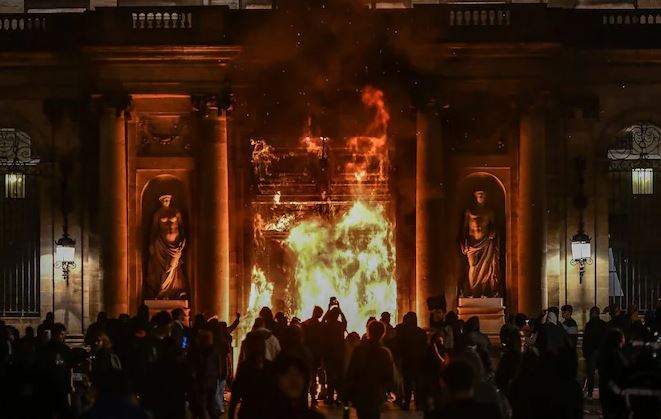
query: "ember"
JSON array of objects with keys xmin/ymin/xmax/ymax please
[{"xmin": 248, "ymin": 87, "xmax": 396, "ymax": 333}]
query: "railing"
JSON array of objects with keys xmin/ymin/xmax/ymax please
[
  {"xmin": 0, "ymin": 16, "xmax": 47, "ymax": 32},
  {"xmin": 2, "ymin": 5, "xmax": 661, "ymax": 48},
  {"xmin": 131, "ymin": 10, "xmax": 194, "ymax": 30},
  {"xmin": 449, "ymin": 8, "xmax": 510, "ymax": 27},
  {"xmin": 602, "ymin": 12, "xmax": 661, "ymax": 25}
]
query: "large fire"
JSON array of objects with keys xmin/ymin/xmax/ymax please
[{"xmin": 247, "ymin": 87, "xmax": 397, "ymax": 333}]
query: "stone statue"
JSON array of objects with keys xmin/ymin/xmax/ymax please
[
  {"xmin": 460, "ymin": 190, "xmax": 501, "ymax": 297},
  {"xmin": 145, "ymin": 194, "xmax": 188, "ymax": 300}
]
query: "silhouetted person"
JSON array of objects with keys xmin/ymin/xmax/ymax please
[
  {"xmin": 583, "ymin": 306, "xmax": 609, "ymax": 398},
  {"xmin": 599, "ymin": 328, "xmax": 629, "ymax": 419},
  {"xmin": 274, "ymin": 311, "xmax": 288, "ymax": 339},
  {"xmin": 132, "ymin": 304, "xmax": 151, "ymax": 336},
  {"xmin": 561, "ymin": 305, "xmax": 578, "ymax": 348},
  {"xmin": 534, "ymin": 311, "xmax": 572, "ymax": 356},
  {"xmin": 190, "ymin": 329, "xmax": 225, "ymax": 419},
  {"xmin": 420, "ymin": 331, "xmax": 448, "ymax": 417},
  {"xmin": 81, "ymin": 370, "xmax": 149, "ymax": 419},
  {"xmin": 380, "ymin": 312, "xmax": 396, "ymax": 347},
  {"xmin": 606, "ymin": 304, "xmax": 631, "ymax": 337},
  {"xmin": 85, "ymin": 312, "xmax": 109, "ymax": 347},
  {"xmin": 346, "ymin": 320, "xmax": 395, "ymax": 419},
  {"xmin": 303, "ymin": 306, "xmax": 325, "ymax": 405},
  {"xmin": 271, "ymin": 355, "xmax": 325, "ymax": 419},
  {"xmin": 394, "ymin": 311, "xmax": 427, "ymax": 410},
  {"xmin": 243, "ymin": 317, "xmax": 281, "ymax": 361},
  {"xmin": 91, "ymin": 331, "xmax": 122, "ymax": 375},
  {"xmin": 496, "ymin": 325, "xmax": 524, "ymax": 395},
  {"xmin": 142, "ymin": 311, "xmax": 188, "ymax": 419},
  {"xmin": 37, "ymin": 311, "xmax": 56, "ymax": 343},
  {"xmin": 230, "ymin": 332, "xmax": 274, "ymax": 419},
  {"xmin": 508, "ymin": 349, "xmax": 541, "ymax": 419},
  {"xmin": 36, "ymin": 322, "xmax": 73, "ymax": 419},
  {"xmin": 322, "ymin": 305, "xmax": 347, "ymax": 405},
  {"xmin": 210, "ymin": 316, "xmax": 238, "ymax": 414},
  {"xmin": 281, "ymin": 324, "xmax": 314, "ymax": 373},
  {"xmin": 259, "ymin": 306, "xmax": 277, "ymax": 331},
  {"xmin": 431, "ymin": 360, "xmax": 500, "ymax": 419},
  {"xmin": 170, "ymin": 308, "xmax": 187, "ymax": 351}
]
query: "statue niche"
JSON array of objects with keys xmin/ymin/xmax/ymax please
[
  {"xmin": 460, "ymin": 189, "xmax": 503, "ymax": 297},
  {"xmin": 144, "ymin": 194, "xmax": 188, "ymax": 300}
]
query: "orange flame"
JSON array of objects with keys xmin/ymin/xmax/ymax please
[
  {"xmin": 251, "ymin": 139, "xmax": 279, "ymax": 180},
  {"xmin": 346, "ymin": 87, "xmax": 390, "ymax": 183},
  {"xmin": 247, "ymin": 87, "xmax": 396, "ymax": 333},
  {"xmin": 285, "ymin": 201, "xmax": 396, "ymax": 332}
]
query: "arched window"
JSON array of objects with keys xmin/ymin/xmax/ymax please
[{"xmin": 0, "ymin": 128, "xmax": 40, "ymax": 317}]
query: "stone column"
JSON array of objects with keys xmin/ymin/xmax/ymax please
[
  {"xmin": 99, "ymin": 100, "xmax": 130, "ymax": 317},
  {"xmin": 517, "ymin": 107, "xmax": 547, "ymax": 316},
  {"xmin": 416, "ymin": 105, "xmax": 444, "ymax": 326},
  {"xmin": 196, "ymin": 99, "xmax": 230, "ymax": 321}
]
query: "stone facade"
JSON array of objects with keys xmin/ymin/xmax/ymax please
[{"xmin": 1, "ymin": 3, "xmax": 661, "ymax": 332}]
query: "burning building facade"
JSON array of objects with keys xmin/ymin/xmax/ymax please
[
  {"xmin": 248, "ymin": 88, "xmax": 397, "ymax": 332},
  {"xmin": 2, "ymin": 2, "xmax": 661, "ymax": 332}
]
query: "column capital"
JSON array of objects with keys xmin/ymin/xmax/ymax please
[
  {"xmin": 92, "ymin": 93, "xmax": 133, "ymax": 117},
  {"xmin": 191, "ymin": 87, "xmax": 232, "ymax": 116}
]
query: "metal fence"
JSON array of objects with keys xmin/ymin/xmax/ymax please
[
  {"xmin": 0, "ymin": 173, "xmax": 40, "ymax": 317},
  {"xmin": 608, "ymin": 123, "xmax": 661, "ymax": 312}
]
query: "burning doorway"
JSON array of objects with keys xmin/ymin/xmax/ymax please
[{"xmin": 247, "ymin": 88, "xmax": 397, "ymax": 333}]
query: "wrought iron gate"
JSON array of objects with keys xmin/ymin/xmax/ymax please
[
  {"xmin": 608, "ymin": 123, "xmax": 661, "ymax": 312},
  {"xmin": 0, "ymin": 129, "xmax": 40, "ymax": 317}
]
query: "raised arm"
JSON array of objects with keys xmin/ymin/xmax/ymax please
[{"xmin": 228, "ymin": 313, "xmax": 240, "ymax": 334}]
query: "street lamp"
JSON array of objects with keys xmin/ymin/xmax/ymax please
[
  {"xmin": 570, "ymin": 231, "xmax": 592, "ymax": 283},
  {"xmin": 55, "ymin": 232, "xmax": 76, "ymax": 284},
  {"xmin": 570, "ymin": 157, "xmax": 592, "ymax": 283}
]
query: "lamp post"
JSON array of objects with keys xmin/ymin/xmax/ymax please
[
  {"xmin": 55, "ymin": 157, "xmax": 75, "ymax": 284},
  {"xmin": 570, "ymin": 157, "xmax": 593, "ymax": 283},
  {"xmin": 55, "ymin": 231, "xmax": 76, "ymax": 284}
]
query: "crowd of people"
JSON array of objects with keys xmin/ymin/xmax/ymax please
[{"xmin": 1, "ymin": 298, "xmax": 660, "ymax": 419}]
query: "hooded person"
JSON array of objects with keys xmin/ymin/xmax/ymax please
[
  {"xmin": 534, "ymin": 311, "xmax": 573, "ymax": 356},
  {"xmin": 241, "ymin": 317, "xmax": 281, "ymax": 362},
  {"xmin": 270, "ymin": 355, "xmax": 325, "ymax": 419}
]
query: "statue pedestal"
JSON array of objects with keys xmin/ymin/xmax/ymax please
[
  {"xmin": 457, "ymin": 297, "xmax": 505, "ymax": 335},
  {"xmin": 144, "ymin": 300, "xmax": 190, "ymax": 325}
]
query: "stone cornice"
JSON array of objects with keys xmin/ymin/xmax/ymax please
[{"xmin": 81, "ymin": 45, "xmax": 241, "ymax": 65}]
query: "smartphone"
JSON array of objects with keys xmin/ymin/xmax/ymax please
[{"xmin": 182, "ymin": 336, "xmax": 188, "ymax": 350}]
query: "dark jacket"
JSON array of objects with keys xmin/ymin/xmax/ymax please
[
  {"xmin": 230, "ymin": 360, "xmax": 274, "ymax": 419},
  {"xmin": 583, "ymin": 317, "xmax": 609, "ymax": 359},
  {"xmin": 394, "ymin": 323, "xmax": 428, "ymax": 372},
  {"xmin": 534, "ymin": 322, "xmax": 572, "ymax": 356},
  {"xmin": 345, "ymin": 340, "xmax": 395, "ymax": 409}
]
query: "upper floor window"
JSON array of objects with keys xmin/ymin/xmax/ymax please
[{"xmin": 608, "ymin": 123, "xmax": 661, "ymax": 196}]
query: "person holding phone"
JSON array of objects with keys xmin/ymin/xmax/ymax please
[{"xmin": 322, "ymin": 297, "xmax": 347, "ymax": 406}]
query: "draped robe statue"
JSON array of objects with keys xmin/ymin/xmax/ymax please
[
  {"xmin": 460, "ymin": 190, "xmax": 501, "ymax": 297},
  {"xmin": 145, "ymin": 194, "xmax": 188, "ymax": 300}
]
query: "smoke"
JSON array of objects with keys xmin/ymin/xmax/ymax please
[{"xmin": 230, "ymin": 0, "xmax": 435, "ymax": 144}]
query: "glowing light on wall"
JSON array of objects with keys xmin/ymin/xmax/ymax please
[
  {"xmin": 632, "ymin": 168, "xmax": 653, "ymax": 195},
  {"xmin": 4, "ymin": 173, "xmax": 25, "ymax": 198}
]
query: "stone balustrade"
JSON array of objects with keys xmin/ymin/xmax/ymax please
[
  {"xmin": 602, "ymin": 12, "xmax": 661, "ymax": 25},
  {"xmin": 131, "ymin": 10, "xmax": 193, "ymax": 29},
  {"xmin": 449, "ymin": 8, "xmax": 510, "ymax": 27},
  {"xmin": 0, "ymin": 5, "xmax": 660, "ymax": 47},
  {"xmin": 0, "ymin": 15, "xmax": 46, "ymax": 31}
]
